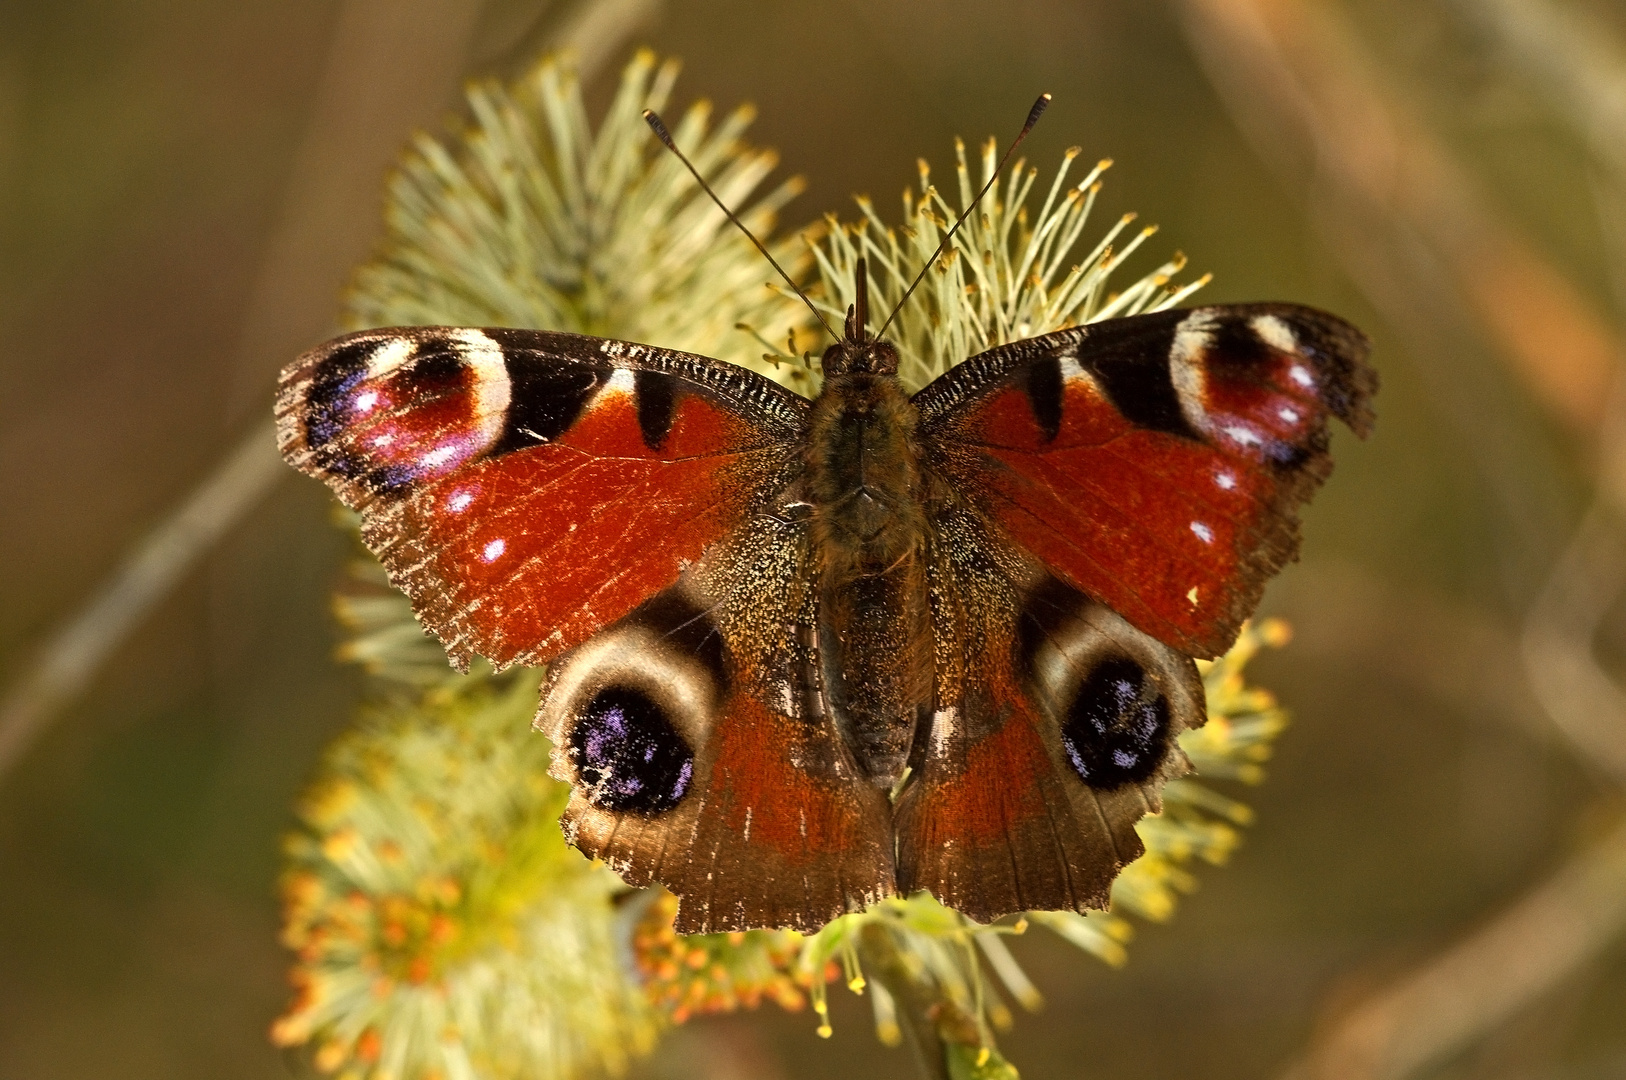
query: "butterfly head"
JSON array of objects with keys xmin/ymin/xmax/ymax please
[
  {"xmin": 820, "ymin": 256, "xmax": 900, "ymax": 377},
  {"xmin": 821, "ymin": 337, "xmax": 899, "ymax": 377}
]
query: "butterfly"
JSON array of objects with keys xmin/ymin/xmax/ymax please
[
  {"xmin": 276, "ymin": 289, "xmax": 1373, "ymax": 934},
  {"xmin": 276, "ymin": 100, "xmax": 1375, "ymax": 934}
]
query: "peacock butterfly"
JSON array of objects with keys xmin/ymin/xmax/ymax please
[{"xmin": 275, "ymin": 100, "xmax": 1375, "ymax": 934}]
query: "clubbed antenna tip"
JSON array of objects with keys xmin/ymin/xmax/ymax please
[
  {"xmin": 641, "ymin": 108, "xmax": 676, "ymax": 148},
  {"xmin": 1024, "ymin": 93, "xmax": 1052, "ymax": 135}
]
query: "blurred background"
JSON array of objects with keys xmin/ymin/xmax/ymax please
[{"xmin": 3, "ymin": 0, "xmax": 1626, "ymax": 1077}]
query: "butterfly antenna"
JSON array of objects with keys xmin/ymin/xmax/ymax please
[
  {"xmin": 643, "ymin": 109, "xmax": 840, "ymax": 344},
  {"xmin": 876, "ymin": 93, "xmax": 1051, "ymax": 340}
]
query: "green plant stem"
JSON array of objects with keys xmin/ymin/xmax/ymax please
[
  {"xmin": 858, "ymin": 917, "xmax": 995, "ymax": 1080},
  {"xmin": 857, "ymin": 921, "xmax": 957, "ymax": 1080}
]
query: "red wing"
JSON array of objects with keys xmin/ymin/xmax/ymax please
[
  {"xmin": 914, "ymin": 304, "xmax": 1375, "ymax": 659},
  {"xmin": 535, "ymin": 515, "xmax": 895, "ymax": 933},
  {"xmin": 551, "ymin": 681, "xmax": 897, "ymax": 934},
  {"xmin": 896, "ymin": 494, "xmax": 1206, "ymax": 923},
  {"xmin": 276, "ymin": 326, "xmax": 808, "ymax": 670}
]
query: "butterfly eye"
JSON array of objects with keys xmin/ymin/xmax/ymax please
[
  {"xmin": 292, "ymin": 330, "xmax": 516, "ymax": 495},
  {"xmin": 569, "ymin": 686, "xmax": 694, "ymax": 814},
  {"xmin": 1017, "ymin": 578, "xmax": 1203, "ymax": 791},
  {"xmin": 1059, "ymin": 657, "xmax": 1171, "ymax": 789},
  {"xmin": 535, "ymin": 587, "xmax": 727, "ymax": 817}
]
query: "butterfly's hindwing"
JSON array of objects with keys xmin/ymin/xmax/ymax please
[
  {"xmin": 536, "ymin": 503, "xmax": 897, "ymax": 933},
  {"xmin": 894, "ymin": 492, "xmax": 1205, "ymax": 922},
  {"xmin": 275, "ymin": 327, "xmax": 809, "ymax": 670}
]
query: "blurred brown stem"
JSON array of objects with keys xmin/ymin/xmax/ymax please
[
  {"xmin": 1444, "ymin": 0, "xmax": 1626, "ymax": 182},
  {"xmin": 1178, "ymin": 0, "xmax": 1592, "ymax": 598},
  {"xmin": 1179, "ymin": 0, "xmax": 1621, "ymax": 439},
  {"xmin": 1281, "ymin": 816, "xmax": 1626, "ymax": 1080},
  {"xmin": 0, "ymin": 422, "xmax": 283, "ymax": 779},
  {"xmin": 1521, "ymin": 493, "xmax": 1626, "ymax": 787},
  {"xmin": 1176, "ymin": 0, "xmax": 1626, "ymax": 764},
  {"xmin": 0, "ymin": 0, "xmax": 659, "ymax": 785},
  {"xmin": 1177, "ymin": 0, "xmax": 1626, "ymax": 1076},
  {"xmin": 1451, "ymin": 0, "xmax": 1626, "ymax": 796},
  {"xmin": 1278, "ymin": 560, "xmax": 1551, "ymax": 744}
]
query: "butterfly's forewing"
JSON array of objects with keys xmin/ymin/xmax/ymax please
[
  {"xmin": 275, "ymin": 327, "xmax": 808, "ymax": 669},
  {"xmin": 899, "ymin": 303, "xmax": 1374, "ymax": 921},
  {"xmin": 914, "ymin": 304, "xmax": 1375, "ymax": 659}
]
